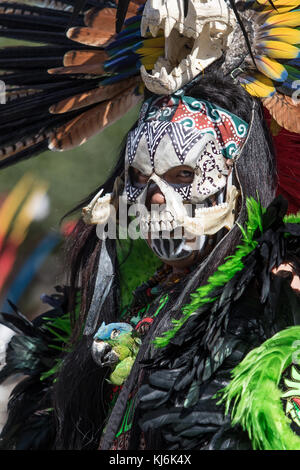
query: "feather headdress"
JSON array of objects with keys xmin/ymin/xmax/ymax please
[{"xmin": 0, "ymin": 0, "xmax": 298, "ymax": 208}]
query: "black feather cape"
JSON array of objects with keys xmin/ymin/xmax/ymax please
[
  {"xmin": 0, "ymin": 196, "xmax": 299, "ymax": 450},
  {"xmin": 100, "ymin": 196, "xmax": 300, "ymax": 450}
]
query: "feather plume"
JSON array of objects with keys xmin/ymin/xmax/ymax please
[
  {"xmin": 83, "ymin": 7, "xmax": 116, "ymax": 29},
  {"xmin": 255, "ymin": 55, "xmax": 288, "ymax": 81},
  {"xmin": 259, "ymin": 40, "xmax": 300, "ymax": 59},
  {"xmin": 239, "ymin": 73, "xmax": 276, "ymax": 98},
  {"xmin": 217, "ymin": 327, "xmax": 300, "ymax": 450},
  {"xmin": 264, "ymin": 10, "xmax": 300, "ymax": 28},
  {"xmin": 0, "ymin": 135, "xmax": 49, "ymax": 162},
  {"xmin": 258, "ymin": 26, "xmax": 300, "ymax": 45},
  {"xmin": 66, "ymin": 26, "xmax": 113, "ymax": 46},
  {"xmin": 49, "ymin": 76, "xmax": 140, "ymax": 113},
  {"xmin": 63, "ymin": 49, "xmax": 108, "ymax": 66},
  {"xmin": 116, "ymin": 0, "xmax": 131, "ymax": 33},
  {"xmin": 262, "ymin": 93, "xmax": 300, "ymax": 133},
  {"xmin": 48, "ymin": 63, "xmax": 105, "ymax": 75},
  {"xmin": 49, "ymin": 82, "xmax": 142, "ymax": 150},
  {"xmin": 258, "ymin": 0, "xmax": 300, "ymax": 14}
]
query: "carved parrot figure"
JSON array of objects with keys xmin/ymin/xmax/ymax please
[{"xmin": 91, "ymin": 321, "xmax": 141, "ymax": 386}]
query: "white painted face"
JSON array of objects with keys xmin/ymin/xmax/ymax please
[
  {"xmin": 140, "ymin": 0, "xmax": 236, "ymax": 94},
  {"xmin": 124, "ymin": 122, "xmax": 230, "ymax": 204},
  {"xmin": 123, "ymin": 121, "xmax": 238, "ymax": 262}
]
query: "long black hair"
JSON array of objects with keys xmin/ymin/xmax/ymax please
[{"xmin": 53, "ymin": 72, "xmax": 277, "ymax": 449}]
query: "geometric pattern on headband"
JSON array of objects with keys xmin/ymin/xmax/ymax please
[
  {"xmin": 127, "ymin": 120, "xmax": 207, "ymax": 166},
  {"xmin": 139, "ymin": 94, "xmax": 249, "ymax": 159}
]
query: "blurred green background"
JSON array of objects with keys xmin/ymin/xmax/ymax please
[
  {"xmin": 0, "ymin": 39, "xmax": 141, "ymax": 316},
  {"xmin": 0, "ymin": 105, "xmax": 140, "ymax": 228}
]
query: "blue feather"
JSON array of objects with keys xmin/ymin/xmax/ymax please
[
  {"xmin": 1, "ymin": 234, "xmax": 60, "ymax": 313},
  {"xmin": 280, "ymin": 78, "xmax": 297, "ymax": 90},
  {"xmin": 104, "ymin": 53, "xmax": 140, "ymax": 72},
  {"xmin": 287, "ymin": 59, "xmax": 300, "ymax": 67},
  {"xmin": 106, "ymin": 33, "xmax": 142, "ymax": 51},
  {"xmin": 101, "ymin": 69, "xmax": 141, "ymax": 84},
  {"xmin": 117, "ymin": 25, "xmax": 141, "ymax": 39},
  {"xmin": 107, "ymin": 41, "xmax": 143, "ymax": 60}
]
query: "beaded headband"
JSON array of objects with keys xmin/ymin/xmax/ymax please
[{"xmin": 137, "ymin": 93, "xmax": 249, "ymax": 160}]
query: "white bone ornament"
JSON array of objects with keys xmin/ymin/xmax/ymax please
[
  {"xmin": 82, "ymin": 189, "xmax": 113, "ymax": 225},
  {"xmin": 141, "ymin": 0, "xmax": 236, "ymax": 94},
  {"xmin": 137, "ymin": 171, "xmax": 238, "ymax": 238},
  {"xmin": 182, "ymin": 184, "xmax": 239, "ymax": 236}
]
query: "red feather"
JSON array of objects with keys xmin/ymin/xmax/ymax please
[{"xmin": 264, "ymin": 109, "xmax": 300, "ymax": 213}]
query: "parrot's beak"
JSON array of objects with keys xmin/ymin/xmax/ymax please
[{"xmin": 91, "ymin": 339, "xmax": 119, "ymax": 367}]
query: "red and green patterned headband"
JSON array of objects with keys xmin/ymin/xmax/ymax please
[{"xmin": 138, "ymin": 94, "xmax": 249, "ymax": 160}]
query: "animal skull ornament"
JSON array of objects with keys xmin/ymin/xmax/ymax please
[
  {"xmin": 82, "ymin": 189, "xmax": 113, "ymax": 225},
  {"xmin": 140, "ymin": 0, "xmax": 236, "ymax": 94}
]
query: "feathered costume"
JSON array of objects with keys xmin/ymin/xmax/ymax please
[{"xmin": 0, "ymin": 0, "xmax": 299, "ymax": 450}]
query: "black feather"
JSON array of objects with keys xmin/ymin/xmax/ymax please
[
  {"xmin": 116, "ymin": 0, "xmax": 130, "ymax": 33},
  {"xmin": 68, "ymin": 0, "xmax": 88, "ymax": 28}
]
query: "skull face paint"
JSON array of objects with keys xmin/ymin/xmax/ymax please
[
  {"xmin": 121, "ymin": 94, "xmax": 248, "ymax": 263},
  {"xmin": 82, "ymin": 94, "xmax": 248, "ymax": 264}
]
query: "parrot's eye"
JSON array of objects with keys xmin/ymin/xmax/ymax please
[{"xmin": 110, "ymin": 329, "xmax": 120, "ymax": 339}]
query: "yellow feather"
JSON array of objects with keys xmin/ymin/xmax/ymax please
[
  {"xmin": 261, "ymin": 40, "xmax": 300, "ymax": 58},
  {"xmin": 141, "ymin": 37, "xmax": 165, "ymax": 48},
  {"xmin": 9, "ymin": 184, "xmax": 48, "ymax": 245},
  {"xmin": 258, "ymin": 0, "xmax": 299, "ymax": 14},
  {"xmin": 0, "ymin": 174, "xmax": 34, "ymax": 242},
  {"xmin": 241, "ymin": 73, "xmax": 275, "ymax": 98},
  {"xmin": 255, "ymin": 55, "xmax": 288, "ymax": 81},
  {"xmin": 265, "ymin": 11, "xmax": 300, "ymax": 28},
  {"xmin": 260, "ymin": 27, "xmax": 300, "ymax": 44},
  {"xmin": 139, "ymin": 55, "xmax": 163, "ymax": 70},
  {"xmin": 257, "ymin": 0, "xmax": 298, "ymax": 5},
  {"xmin": 137, "ymin": 47, "xmax": 164, "ymax": 57}
]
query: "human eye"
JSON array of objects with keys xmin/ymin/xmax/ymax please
[
  {"xmin": 174, "ymin": 168, "xmax": 194, "ymax": 184},
  {"xmin": 178, "ymin": 170, "xmax": 194, "ymax": 179}
]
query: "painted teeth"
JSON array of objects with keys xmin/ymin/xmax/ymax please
[
  {"xmin": 164, "ymin": 221, "xmax": 172, "ymax": 231},
  {"xmin": 141, "ymin": 221, "xmax": 149, "ymax": 232},
  {"xmin": 154, "ymin": 221, "xmax": 160, "ymax": 232},
  {"xmin": 160, "ymin": 221, "xmax": 167, "ymax": 231}
]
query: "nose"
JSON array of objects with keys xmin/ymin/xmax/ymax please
[
  {"xmin": 146, "ymin": 184, "xmax": 166, "ymax": 209},
  {"xmin": 151, "ymin": 191, "xmax": 165, "ymax": 205}
]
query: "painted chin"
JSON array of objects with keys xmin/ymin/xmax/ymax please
[{"xmin": 145, "ymin": 231, "xmax": 204, "ymax": 268}]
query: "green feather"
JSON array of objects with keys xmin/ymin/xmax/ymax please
[
  {"xmin": 107, "ymin": 332, "xmax": 141, "ymax": 385},
  {"xmin": 216, "ymin": 326, "xmax": 300, "ymax": 450},
  {"xmin": 117, "ymin": 237, "xmax": 162, "ymax": 309},
  {"xmin": 109, "ymin": 356, "xmax": 135, "ymax": 386},
  {"xmin": 153, "ymin": 198, "xmax": 299, "ymax": 349},
  {"xmin": 153, "ymin": 197, "xmax": 265, "ymax": 348},
  {"xmin": 284, "ymin": 211, "xmax": 300, "ymax": 224}
]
